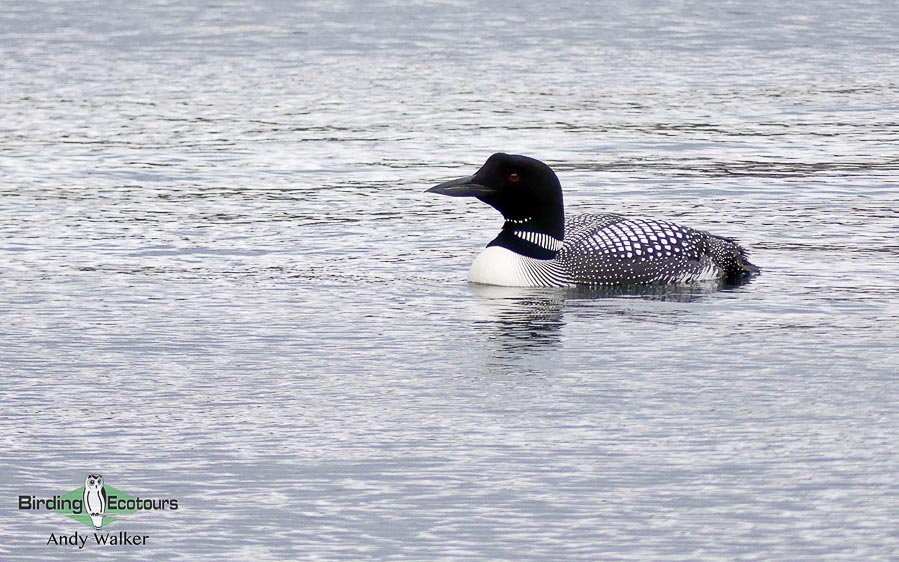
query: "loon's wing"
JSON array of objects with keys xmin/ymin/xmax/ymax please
[{"xmin": 558, "ymin": 214, "xmax": 749, "ymax": 284}]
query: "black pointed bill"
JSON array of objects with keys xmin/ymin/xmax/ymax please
[{"xmin": 427, "ymin": 175, "xmax": 496, "ymax": 197}]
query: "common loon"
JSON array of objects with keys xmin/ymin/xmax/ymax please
[{"xmin": 427, "ymin": 153, "xmax": 759, "ymax": 287}]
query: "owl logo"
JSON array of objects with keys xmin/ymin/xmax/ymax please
[{"xmin": 83, "ymin": 473, "xmax": 107, "ymax": 530}]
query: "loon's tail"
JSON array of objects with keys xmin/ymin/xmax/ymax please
[
  {"xmin": 740, "ymin": 253, "xmax": 760, "ymax": 275},
  {"xmin": 709, "ymin": 235, "xmax": 759, "ymax": 278}
]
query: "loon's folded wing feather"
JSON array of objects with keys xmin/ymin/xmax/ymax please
[{"xmin": 557, "ymin": 214, "xmax": 733, "ymax": 284}]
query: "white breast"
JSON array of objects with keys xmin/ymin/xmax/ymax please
[
  {"xmin": 466, "ymin": 246, "xmax": 570, "ymax": 287},
  {"xmin": 467, "ymin": 246, "xmax": 535, "ymax": 286}
]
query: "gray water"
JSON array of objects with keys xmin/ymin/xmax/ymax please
[{"xmin": 2, "ymin": 1, "xmax": 899, "ymax": 560}]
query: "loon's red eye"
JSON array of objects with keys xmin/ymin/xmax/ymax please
[{"xmin": 508, "ymin": 172, "xmax": 520, "ymax": 183}]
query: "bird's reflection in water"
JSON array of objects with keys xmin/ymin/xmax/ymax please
[
  {"xmin": 468, "ymin": 276, "xmax": 755, "ymax": 363},
  {"xmin": 470, "ymin": 285, "xmax": 568, "ymax": 352},
  {"xmin": 563, "ymin": 275, "xmax": 755, "ymax": 301}
]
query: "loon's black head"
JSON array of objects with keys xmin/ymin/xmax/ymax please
[{"xmin": 427, "ymin": 153, "xmax": 565, "ymax": 240}]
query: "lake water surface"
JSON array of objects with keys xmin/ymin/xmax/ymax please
[{"xmin": 2, "ymin": 1, "xmax": 898, "ymax": 559}]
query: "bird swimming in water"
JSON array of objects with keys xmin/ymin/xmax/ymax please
[{"xmin": 427, "ymin": 153, "xmax": 759, "ymax": 287}]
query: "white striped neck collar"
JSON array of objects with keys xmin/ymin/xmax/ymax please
[
  {"xmin": 512, "ymin": 230, "xmax": 564, "ymax": 252},
  {"xmin": 488, "ymin": 228, "xmax": 563, "ymax": 260}
]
